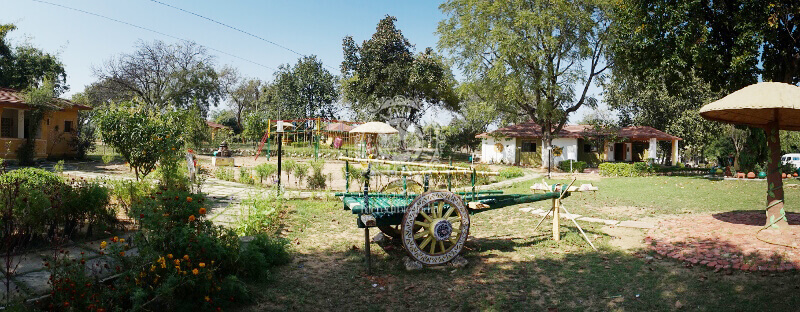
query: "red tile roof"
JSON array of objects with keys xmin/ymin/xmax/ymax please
[
  {"xmin": 0, "ymin": 88, "xmax": 92, "ymax": 110},
  {"xmin": 205, "ymin": 120, "xmax": 229, "ymax": 129},
  {"xmin": 476, "ymin": 122, "xmax": 681, "ymax": 140},
  {"xmin": 617, "ymin": 126, "xmax": 681, "ymax": 141},
  {"xmin": 325, "ymin": 122, "xmax": 355, "ymax": 132}
]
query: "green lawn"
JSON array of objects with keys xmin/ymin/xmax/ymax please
[
  {"xmin": 244, "ymin": 196, "xmax": 800, "ymax": 311},
  {"xmin": 503, "ymin": 176, "xmax": 800, "ymax": 221}
]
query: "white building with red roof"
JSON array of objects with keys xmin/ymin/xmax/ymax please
[{"xmin": 476, "ymin": 121, "xmax": 682, "ymax": 167}]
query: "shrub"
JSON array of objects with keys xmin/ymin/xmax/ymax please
[
  {"xmin": 254, "ymin": 163, "xmax": 277, "ymax": 184},
  {"xmin": 0, "ymin": 168, "xmax": 114, "ymax": 240},
  {"xmin": 558, "ymin": 160, "xmax": 588, "ymax": 173},
  {"xmin": 154, "ymin": 157, "xmax": 190, "ymax": 191},
  {"xmin": 95, "ymin": 103, "xmax": 184, "ymax": 180},
  {"xmin": 215, "ymin": 166, "xmax": 234, "ymax": 181},
  {"xmin": 106, "ymin": 178, "xmax": 152, "ymax": 215},
  {"xmin": 236, "ymin": 190, "xmax": 284, "ymax": 236},
  {"xmin": 282, "ymin": 159, "xmax": 297, "ymax": 185},
  {"xmin": 239, "ymin": 167, "xmax": 255, "ymax": 185},
  {"xmin": 498, "ymin": 167, "xmax": 526, "ymax": 179},
  {"xmin": 598, "ymin": 162, "xmax": 653, "ymax": 177},
  {"xmin": 238, "ymin": 234, "xmax": 290, "ymax": 281},
  {"xmin": 341, "ymin": 164, "xmax": 364, "ymax": 191},
  {"xmin": 307, "ymin": 160, "xmax": 326, "ymax": 189},
  {"xmin": 293, "ymin": 163, "xmax": 309, "ymax": 188},
  {"xmin": 123, "ymin": 189, "xmax": 255, "ymax": 310}
]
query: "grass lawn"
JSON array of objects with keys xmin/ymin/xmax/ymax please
[
  {"xmin": 503, "ymin": 176, "xmax": 800, "ymax": 221},
  {"xmin": 243, "ymin": 184, "xmax": 800, "ymax": 311}
]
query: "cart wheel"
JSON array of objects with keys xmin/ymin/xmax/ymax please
[
  {"xmin": 380, "ymin": 179, "xmax": 424, "ymax": 194},
  {"xmin": 401, "ymin": 191, "xmax": 470, "ymax": 265}
]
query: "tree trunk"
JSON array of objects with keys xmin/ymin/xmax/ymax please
[
  {"xmin": 765, "ymin": 114, "xmax": 789, "ymax": 229},
  {"xmin": 541, "ymin": 138, "xmax": 553, "ymax": 169}
]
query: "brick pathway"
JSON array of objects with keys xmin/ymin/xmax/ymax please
[{"xmin": 647, "ymin": 212, "xmax": 800, "ymax": 272}]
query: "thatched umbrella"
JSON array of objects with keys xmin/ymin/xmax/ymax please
[
  {"xmin": 699, "ymin": 82, "xmax": 800, "ymax": 230},
  {"xmin": 349, "ymin": 122, "xmax": 399, "ymax": 157}
]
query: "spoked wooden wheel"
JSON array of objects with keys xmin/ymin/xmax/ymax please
[{"xmin": 401, "ymin": 191, "xmax": 470, "ymax": 265}]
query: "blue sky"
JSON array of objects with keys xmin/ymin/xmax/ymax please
[{"xmin": 2, "ymin": 0, "xmax": 601, "ymax": 125}]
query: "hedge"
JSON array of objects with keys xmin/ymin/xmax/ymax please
[
  {"xmin": 558, "ymin": 160, "xmax": 588, "ymax": 173},
  {"xmin": 598, "ymin": 162, "xmax": 654, "ymax": 177}
]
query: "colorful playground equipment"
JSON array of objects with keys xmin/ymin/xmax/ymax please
[
  {"xmin": 254, "ymin": 118, "xmax": 365, "ymax": 161},
  {"xmin": 336, "ymin": 157, "xmax": 597, "ymax": 271}
]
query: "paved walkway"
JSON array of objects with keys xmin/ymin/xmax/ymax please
[{"xmin": 1, "ymin": 234, "xmax": 135, "ymax": 302}]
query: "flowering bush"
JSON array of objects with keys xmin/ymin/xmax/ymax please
[
  {"xmin": 0, "ymin": 168, "xmax": 115, "ymax": 241},
  {"xmin": 122, "ymin": 188, "xmax": 285, "ymax": 310}
]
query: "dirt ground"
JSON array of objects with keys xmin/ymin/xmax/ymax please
[{"xmin": 195, "ymin": 155, "xmax": 514, "ymax": 191}]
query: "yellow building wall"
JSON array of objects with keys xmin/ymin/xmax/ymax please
[{"xmin": 0, "ymin": 106, "xmax": 81, "ymax": 160}]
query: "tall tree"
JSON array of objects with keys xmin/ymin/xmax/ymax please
[
  {"xmin": 342, "ymin": 16, "xmax": 459, "ymax": 149},
  {"xmin": 438, "ymin": 0, "xmax": 611, "ymax": 167},
  {"xmin": 0, "ymin": 24, "xmax": 67, "ymax": 94},
  {"xmin": 92, "ymin": 40, "xmax": 224, "ymax": 115},
  {"xmin": 221, "ymin": 68, "xmax": 263, "ymax": 132},
  {"xmin": 605, "ymin": 0, "xmax": 799, "ymax": 163},
  {"xmin": 270, "ymin": 55, "xmax": 338, "ymax": 120}
]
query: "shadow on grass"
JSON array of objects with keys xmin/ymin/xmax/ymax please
[
  {"xmin": 712, "ymin": 210, "xmax": 800, "ymax": 226},
  {"xmin": 249, "ymin": 230, "xmax": 800, "ymax": 312}
]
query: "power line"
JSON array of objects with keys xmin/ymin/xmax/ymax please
[
  {"xmin": 31, "ymin": 0, "xmax": 276, "ymax": 72},
  {"xmin": 148, "ymin": 0, "xmax": 339, "ymax": 72}
]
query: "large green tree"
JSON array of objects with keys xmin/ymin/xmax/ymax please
[
  {"xmin": 92, "ymin": 40, "xmax": 224, "ymax": 115},
  {"xmin": 606, "ymin": 0, "xmax": 799, "ymax": 163},
  {"xmin": 438, "ymin": 0, "xmax": 611, "ymax": 167},
  {"xmin": 0, "ymin": 24, "xmax": 67, "ymax": 94},
  {"xmin": 342, "ymin": 16, "xmax": 459, "ymax": 149},
  {"xmin": 220, "ymin": 68, "xmax": 263, "ymax": 132},
  {"xmin": 269, "ymin": 55, "xmax": 338, "ymax": 120}
]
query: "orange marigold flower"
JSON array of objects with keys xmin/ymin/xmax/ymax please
[
  {"xmin": 192, "ymin": 268, "xmax": 199, "ymax": 275},
  {"xmin": 119, "ymin": 251, "xmax": 125, "ymax": 257},
  {"xmin": 111, "ymin": 236, "xmax": 118, "ymax": 243},
  {"xmin": 183, "ymin": 255, "xmax": 190, "ymax": 261},
  {"xmin": 198, "ymin": 262, "xmax": 205, "ymax": 268},
  {"xmin": 188, "ymin": 215, "xmax": 196, "ymax": 222},
  {"xmin": 167, "ymin": 254, "xmax": 173, "ymax": 259},
  {"xmin": 100, "ymin": 241, "xmax": 107, "ymax": 249},
  {"xmin": 174, "ymin": 259, "xmax": 180, "ymax": 265},
  {"xmin": 187, "ymin": 197, "xmax": 193, "ymax": 202},
  {"xmin": 199, "ymin": 208, "xmax": 206, "ymax": 215},
  {"xmin": 119, "ymin": 238, "xmax": 125, "ymax": 243},
  {"xmin": 205, "ymin": 296, "xmax": 211, "ymax": 302}
]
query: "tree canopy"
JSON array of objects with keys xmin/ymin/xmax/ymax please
[
  {"xmin": 342, "ymin": 16, "xmax": 459, "ymax": 147},
  {"xmin": 0, "ymin": 24, "xmax": 67, "ymax": 94},
  {"xmin": 92, "ymin": 40, "xmax": 224, "ymax": 115},
  {"xmin": 438, "ymin": 0, "xmax": 611, "ymax": 166},
  {"xmin": 269, "ymin": 55, "xmax": 338, "ymax": 120},
  {"xmin": 605, "ymin": 0, "xmax": 799, "ymax": 164}
]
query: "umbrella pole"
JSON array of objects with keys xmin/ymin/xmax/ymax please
[{"xmin": 765, "ymin": 113, "xmax": 789, "ymax": 229}]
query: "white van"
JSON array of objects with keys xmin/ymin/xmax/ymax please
[{"xmin": 781, "ymin": 154, "xmax": 800, "ymax": 169}]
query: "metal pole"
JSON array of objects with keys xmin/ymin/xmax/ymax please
[{"xmin": 277, "ymin": 132, "xmax": 283, "ymax": 189}]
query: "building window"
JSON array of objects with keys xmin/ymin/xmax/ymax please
[
  {"xmin": 521, "ymin": 141, "xmax": 536, "ymax": 152},
  {"xmin": 64, "ymin": 121, "xmax": 73, "ymax": 133},
  {"xmin": 0, "ymin": 118, "xmax": 12, "ymax": 137}
]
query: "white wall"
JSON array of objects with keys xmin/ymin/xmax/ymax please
[
  {"xmin": 480, "ymin": 137, "xmax": 517, "ymax": 164},
  {"xmin": 550, "ymin": 138, "xmax": 578, "ymax": 163}
]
